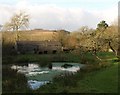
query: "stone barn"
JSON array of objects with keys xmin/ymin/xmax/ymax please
[{"xmin": 16, "ymin": 41, "xmax": 62, "ymax": 54}]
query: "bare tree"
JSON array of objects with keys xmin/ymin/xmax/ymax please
[
  {"xmin": 3, "ymin": 11, "xmax": 29, "ymax": 50},
  {"xmin": 3, "ymin": 11, "xmax": 29, "ymax": 32},
  {"xmin": 77, "ymin": 26, "xmax": 89, "ymax": 34}
]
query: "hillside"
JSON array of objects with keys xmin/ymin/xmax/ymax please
[
  {"xmin": 18, "ymin": 29, "xmax": 57, "ymax": 41},
  {"xmin": 2, "ymin": 29, "xmax": 59, "ymax": 44}
]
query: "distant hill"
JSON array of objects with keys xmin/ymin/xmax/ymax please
[
  {"xmin": 18, "ymin": 29, "xmax": 56, "ymax": 41},
  {"xmin": 2, "ymin": 29, "xmax": 70, "ymax": 44}
]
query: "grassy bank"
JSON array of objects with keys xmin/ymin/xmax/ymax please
[
  {"xmin": 3, "ymin": 53, "xmax": 81, "ymax": 67},
  {"xmin": 32, "ymin": 52, "xmax": 118, "ymax": 93},
  {"xmin": 2, "ymin": 52, "xmax": 118, "ymax": 93},
  {"xmin": 2, "ymin": 67, "xmax": 31, "ymax": 94},
  {"xmin": 70, "ymin": 62, "xmax": 118, "ymax": 93},
  {"xmin": 34, "ymin": 63, "xmax": 118, "ymax": 93},
  {"xmin": 2, "ymin": 52, "xmax": 100, "ymax": 65}
]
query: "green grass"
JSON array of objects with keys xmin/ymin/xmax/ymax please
[
  {"xmin": 2, "ymin": 52, "xmax": 118, "ymax": 93},
  {"xmin": 71, "ymin": 63, "xmax": 118, "ymax": 93},
  {"xmin": 3, "ymin": 52, "xmax": 99, "ymax": 65},
  {"xmin": 33, "ymin": 52, "xmax": 118, "ymax": 93},
  {"xmin": 74, "ymin": 52, "xmax": 118, "ymax": 93},
  {"xmin": 2, "ymin": 53, "xmax": 79, "ymax": 66},
  {"xmin": 35, "ymin": 63, "xmax": 118, "ymax": 93}
]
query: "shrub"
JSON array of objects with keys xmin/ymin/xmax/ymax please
[{"xmin": 2, "ymin": 67, "xmax": 30, "ymax": 93}]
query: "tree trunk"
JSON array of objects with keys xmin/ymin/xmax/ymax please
[{"xmin": 108, "ymin": 41, "xmax": 117, "ymax": 56}]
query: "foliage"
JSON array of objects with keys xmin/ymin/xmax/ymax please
[
  {"xmin": 53, "ymin": 30, "xmax": 70, "ymax": 47},
  {"xmin": 2, "ymin": 20, "xmax": 118, "ymax": 57},
  {"xmin": 65, "ymin": 35, "xmax": 78, "ymax": 50},
  {"xmin": 71, "ymin": 21, "xmax": 118, "ymax": 58},
  {"xmin": 2, "ymin": 67, "xmax": 30, "ymax": 93},
  {"xmin": 97, "ymin": 20, "xmax": 108, "ymax": 32}
]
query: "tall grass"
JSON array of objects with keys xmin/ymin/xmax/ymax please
[{"xmin": 2, "ymin": 67, "xmax": 30, "ymax": 93}]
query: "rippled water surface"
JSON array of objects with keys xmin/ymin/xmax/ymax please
[{"xmin": 11, "ymin": 63, "xmax": 84, "ymax": 90}]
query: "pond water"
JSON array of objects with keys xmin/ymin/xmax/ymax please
[{"xmin": 11, "ymin": 63, "xmax": 84, "ymax": 90}]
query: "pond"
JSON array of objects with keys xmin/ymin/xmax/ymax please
[{"xmin": 11, "ymin": 62, "xmax": 85, "ymax": 90}]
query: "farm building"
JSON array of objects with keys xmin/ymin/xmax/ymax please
[{"xmin": 16, "ymin": 40, "xmax": 62, "ymax": 54}]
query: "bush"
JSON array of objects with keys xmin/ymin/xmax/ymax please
[
  {"xmin": 79, "ymin": 52, "xmax": 99, "ymax": 65},
  {"xmin": 2, "ymin": 67, "xmax": 30, "ymax": 93}
]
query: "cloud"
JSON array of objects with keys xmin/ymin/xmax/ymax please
[
  {"xmin": 100, "ymin": 6, "xmax": 118, "ymax": 25},
  {"xmin": 0, "ymin": 1, "xmax": 117, "ymax": 31},
  {"xmin": 0, "ymin": 4, "xmax": 15, "ymax": 24}
]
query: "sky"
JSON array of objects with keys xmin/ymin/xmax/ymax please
[{"xmin": 0, "ymin": 0, "xmax": 119, "ymax": 31}]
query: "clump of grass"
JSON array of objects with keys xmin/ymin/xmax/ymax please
[
  {"xmin": 78, "ymin": 52, "xmax": 100, "ymax": 65},
  {"xmin": 15, "ymin": 56, "xmax": 31, "ymax": 63},
  {"xmin": 53, "ymin": 72, "xmax": 79, "ymax": 87},
  {"xmin": 15, "ymin": 54, "xmax": 38, "ymax": 63},
  {"xmin": 51, "ymin": 53, "xmax": 68, "ymax": 62},
  {"xmin": 80, "ymin": 64, "xmax": 101, "ymax": 73},
  {"xmin": 2, "ymin": 67, "xmax": 30, "ymax": 93},
  {"xmin": 2, "ymin": 56, "xmax": 15, "ymax": 64}
]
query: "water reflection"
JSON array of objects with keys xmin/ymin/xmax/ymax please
[
  {"xmin": 28, "ymin": 80, "xmax": 49, "ymax": 90},
  {"xmin": 11, "ymin": 63, "xmax": 84, "ymax": 90}
]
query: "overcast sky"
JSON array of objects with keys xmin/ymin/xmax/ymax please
[{"xmin": 0, "ymin": 0, "xmax": 118, "ymax": 31}]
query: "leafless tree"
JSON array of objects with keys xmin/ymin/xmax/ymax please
[{"xmin": 3, "ymin": 11, "xmax": 29, "ymax": 32}]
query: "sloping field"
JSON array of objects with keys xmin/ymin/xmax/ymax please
[
  {"xmin": 2, "ymin": 29, "xmax": 57, "ymax": 44},
  {"xmin": 19, "ymin": 30, "xmax": 57, "ymax": 41}
]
